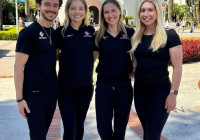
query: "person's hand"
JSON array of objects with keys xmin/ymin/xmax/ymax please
[
  {"xmin": 18, "ymin": 100, "xmax": 30, "ymax": 119},
  {"xmin": 165, "ymin": 93, "xmax": 177, "ymax": 113}
]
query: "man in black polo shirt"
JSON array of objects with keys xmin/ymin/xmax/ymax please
[{"xmin": 14, "ymin": 0, "xmax": 62, "ymax": 139}]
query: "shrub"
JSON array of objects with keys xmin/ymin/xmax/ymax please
[
  {"xmin": 181, "ymin": 38, "xmax": 200, "ymax": 62},
  {"xmin": 0, "ymin": 27, "xmax": 23, "ymax": 40},
  {"xmin": 3, "ymin": 27, "xmax": 15, "ymax": 31}
]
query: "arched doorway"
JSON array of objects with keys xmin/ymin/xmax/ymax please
[
  {"xmin": 89, "ymin": 6, "xmax": 99, "ymax": 24},
  {"xmin": 87, "ymin": 0, "xmax": 102, "ymax": 26}
]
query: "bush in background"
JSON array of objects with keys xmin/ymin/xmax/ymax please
[
  {"xmin": 181, "ymin": 37, "xmax": 200, "ymax": 62},
  {"xmin": 0, "ymin": 30, "xmax": 200, "ymax": 63},
  {"xmin": 2, "ymin": 27, "xmax": 15, "ymax": 31},
  {"xmin": 0, "ymin": 27, "xmax": 23, "ymax": 40}
]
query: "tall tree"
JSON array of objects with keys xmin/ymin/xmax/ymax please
[
  {"xmin": 25, "ymin": 0, "xmax": 30, "ymax": 21},
  {"xmin": 0, "ymin": 0, "xmax": 3, "ymax": 30},
  {"xmin": 186, "ymin": 0, "xmax": 199, "ymax": 23},
  {"xmin": 168, "ymin": 0, "xmax": 173, "ymax": 22},
  {"xmin": 199, "ymin": 0, "xmax": 200, "ymax": 23}
]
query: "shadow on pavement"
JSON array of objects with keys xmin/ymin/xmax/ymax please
[
  {"xmin": 163, "ymin": 108, "xmax": 200, "ymax": 140},
  {"xmin": 0, "ymin": 50, "xmax": 11, "ymax": 59},
  {"xmin": 0, "ymin": 99, "xmax": 29, "ymax": 140}
]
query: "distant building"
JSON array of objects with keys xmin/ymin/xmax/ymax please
[
  {"xmin": 172, "ymin": 0, "xmax": 186, "ymax": 5},
  {"xmin": 58, "ymin": 0, "xmax": 166, "ymax": 25}
]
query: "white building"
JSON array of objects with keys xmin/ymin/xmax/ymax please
[
  {"xmin": 172, "ymin": 0, "xmax": 186, "ymax": 5},
  {"xmin": 58, "ymin": 0, "xmax": 166, "ymax": 25}
]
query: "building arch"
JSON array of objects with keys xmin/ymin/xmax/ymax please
[
  {"xmin": 89, "ymin": 6, "xmax": 99, "ymax": 24},
  {"xmin": 87, "ymin": 0, "xmax": 102, "ymax": 25}
]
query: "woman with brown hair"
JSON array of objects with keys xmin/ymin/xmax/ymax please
[
  {"xmin": 94, "ymin": 0, "xmax": 134, "ymax": 139},
  {"xmin": 55, "ymin": 0, "xmax": 95, "ymax": 139}
]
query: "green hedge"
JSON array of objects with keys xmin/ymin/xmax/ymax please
[
  {"xmin": 0, "ymin": 27, "xmax": 23, "ymax": 40},
  {"xmin": 3, "ymin": 27, "xmax": 15, "ymax": 31}
]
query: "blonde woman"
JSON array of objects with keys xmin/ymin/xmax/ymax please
[
  {"xmin": 94, "ymin": 0, "xmax": 134, "ymax": 139},
  {"xmin": 55, "ymin": 0, "xmax": 95, "ymax": 139},
  {"xmin": 130, "ymin": 0, "xmax": 182, "ymax": 139}
]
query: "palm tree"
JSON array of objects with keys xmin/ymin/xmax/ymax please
[
  {"xmin": 168, "ymin": 0, "xmax": 173, "ymax": 22},
  {"xmin": 198, "ymin": 0, "xmax": 200, "ymax": 24},
  {"xmin": 186, "ymin": 0, "xmax": 199, "ymax": 24},
  {"xmin": 0, "ymin": 0, "xmax": 3, "ymax": 30},
  {"xmin": 195, "ymin": 0, "xmax": 200, "ymax": 24},
  {"xmin": 25, "ymin": 0, "xmax": 30, "ymax": 21}
]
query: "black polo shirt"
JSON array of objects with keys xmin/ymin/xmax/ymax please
[
  {"xmin": 94, "ymin": 27, "xmax": 134, "ymax": 81},
  {"xmin": 134, "ymin": 29, "xmax": 182, "ymax": 85},
  {"xmin": 55, "ymin": 25, "xmax": 95, "ymax": 87},
  {"xmin": 16, "ymin": 21, "xmax": 57, "ymax": 96}
]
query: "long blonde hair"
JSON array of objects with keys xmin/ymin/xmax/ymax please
[
  {"xmin": 130, "ymin": 0, "xmax": 167, "ymax": 52},
  {"xmin": 95, "ymin": 0, "xmax": 126, "ymax": 47},
  {"xmin": 61, "ymin": 0, "xmax": 88, "ymax": 37}
]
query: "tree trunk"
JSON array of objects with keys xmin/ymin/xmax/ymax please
[
  {"xmin": 191, "ymin": 0, "xmax": 196, "ymax": 20},
  {"xmin": 198, "ymin": 1, "xmax": 200, "ymax": 24},
  {"xmin": 196, "ymin": 3, "xmax": 199, "ymax": 24},
  {"xmin": 168, "ymin": 0, "xmax": 173, "ymax": 22},
  {"xmin": 25, "ymin": 0, "xmax": 30, "ymax": 22},
  {"xmin": 0, "ymin": 1, "xmax": 3, "ymax": 30}
]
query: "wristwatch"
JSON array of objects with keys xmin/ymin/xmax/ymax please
[{"xmin": 170, "ymin": 90, "xmax": 178, "ymax": 95}]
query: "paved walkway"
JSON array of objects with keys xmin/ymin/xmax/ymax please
[{"xmin": 0, "ymin": 35, "xmax": 200, "ymax": 140}]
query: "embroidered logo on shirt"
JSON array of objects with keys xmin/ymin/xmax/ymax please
[
  {"xmin": 83, "ymin": 31, "xmax": 92, "ymax": 37},
  {"xmin": 120, "ymin": 34, "xmax": 129, "ymax": 40},
  {"xmin": 103, "ymin": 36, "xmax": 109, "ymax": 40},
  {"xmin": 32, "ymin": 90, "xmax": 39, "ymax": 93},
  {"xmin": 66, "ymin": 34, "xmax": 74, "ymax": 38},
  {"xmin": 39, "ymin": 31, "xmax": 47, "ymax": 39}
]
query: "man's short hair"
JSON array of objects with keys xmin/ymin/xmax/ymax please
[{"xmin": 35, "ymin": 0, "xmax": 63, "ymax": 8}]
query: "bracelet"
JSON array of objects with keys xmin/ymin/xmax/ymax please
[{"xmin": 16, "ymin": 98, "xmax": 24, "ymax": 102}]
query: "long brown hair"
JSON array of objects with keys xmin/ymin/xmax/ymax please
[
  {"xmin": 61, "ymin": 0, "xmax": 88, "ymax": 37},
  {"xmin": 95, "ymin": 0, "xmax": 126, "ymax": 47}
]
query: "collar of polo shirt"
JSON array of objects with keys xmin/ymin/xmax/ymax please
[{"xmin": 67, "ymin": 24, "xmax": 87, "ymax": 32}]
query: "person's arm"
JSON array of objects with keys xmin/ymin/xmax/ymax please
[
  {"xmin": 130, "ymin": 53, "xmax": 137, "ymax": 78},
  {"xmin": 131, "ymin": 53, "xmax": 137, "ymax": 71},
  {"xmin": 93, "ymin": 51, "xmax": 99, "ymax": 62},
  {"xmin": 165, "ymin": 45, "xmax": 182, "ymax": 113},
  {"xmin": 14, "ymin": 52, "xmax": 30, "ymax": 119},
  {"xmin": 56, "ymin": 49, "xmax": 60, "ymax": 61}
]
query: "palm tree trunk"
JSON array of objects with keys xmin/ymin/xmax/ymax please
[
  {"xmin": 198, "ymin": 1, "xmax": 200, "ymax": 24},
  {"xmin": 25, "ymin": 0, "xmax": 30, "ymax": 21},
  {"xmin": 191, "ymin": 0, "xmax": 196, "ymax": 19},
  {"xmin": 168, "ymin": 0, "xmax": 173, "ymax": 22},
  {"xmin": 0, "ymin": 1, "xmax": 3, "ymax": 30}
]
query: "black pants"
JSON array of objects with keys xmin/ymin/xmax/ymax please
[
  {"xmin": 58, "ymin": 86, "xmax": 93, "ymax": 140},
  {"xmin": 134, "ymin": 78, "xmax": 171, "ymax": 140},
  {"xmin": 25, "ymin": 94, "xmax": 57, "ymax": 140},
  {"xmin": 95, "ymin": 80, "xmax": 133, "ymax": 140}
]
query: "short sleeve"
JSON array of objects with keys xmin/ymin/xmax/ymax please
[
  {"xmin": 88, "ymin": 25, "xmax": 95, "ymax": 35},
  {"xmin": 55, "ymin": 26, "xmax": 63, "ymax": 49},
  {"xmin": 16, "ymin": 28, "xmax": 34, "ymax": 55},
  {"xmin": 166, "ymin": 29, "xmax": 182, "ymax": 48},
  {"xmin": 126, "ymin": 27, "xmax": 135, "ymax": 38}
]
